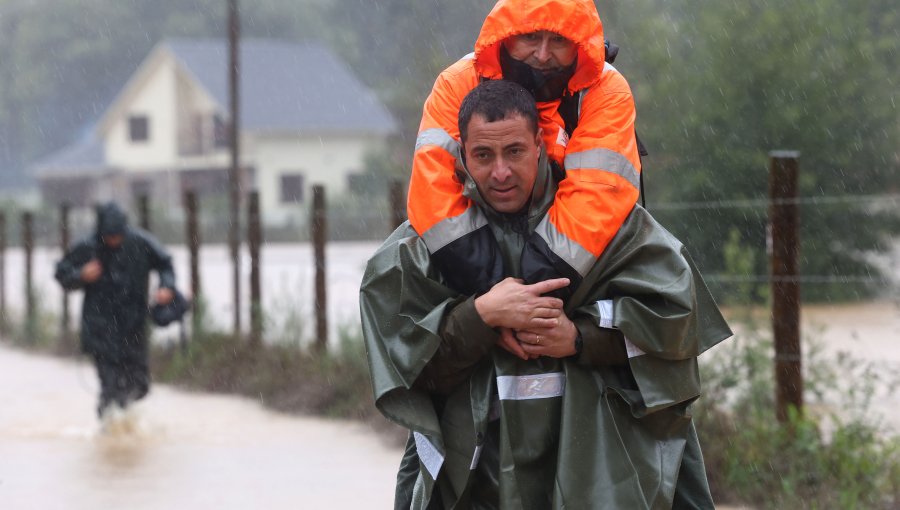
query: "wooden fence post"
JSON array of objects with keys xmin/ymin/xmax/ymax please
[
  {"xmin": 60, "ymin": 203, "xmax": 71, "ymax": 348},
  {"xmin": 0, "ymin": 212, "xmax": 6, "ymax": 334},
  {"xmin": 22, "ymin": 212, "xmax": 34, "ymax": 340},
  {"xmin": 138, "ymin": 194, "xmax": 151, "ymax": 231},
  {"xmin": 769, "ymin": 150, "xmax": 803, "ymax": 422},
  {"xmin": 184, "ymin": 191, "xmax": 201, "ymax": 341},
  {"xmin": 248, "ymin": 191, "xmax": 262, "ymax": 346},
  {"xmin": 311, "ymin": 185, "xmax": 327, "ymax": 352},
  {"xmin": 390, "ymin": 179, "xmax": 406, "ymax": 231}
]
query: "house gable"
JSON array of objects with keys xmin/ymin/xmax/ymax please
[{"xmin": 98, "ymin": 46, "xmax": 222, "ymax": 171}]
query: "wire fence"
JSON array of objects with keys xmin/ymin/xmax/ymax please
[
  {"xmin": 1, "ymin": 191, "xmax": 897, "ymax": 293},
  {"xmin": 649, "ymin": 193, "xmax": 900, "ymax": 211},
  {"xmin": 647, "ymin": 192, "xmax": 899, "ymax": 297}
]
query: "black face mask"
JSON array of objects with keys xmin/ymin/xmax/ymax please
[{"xmin": 499, "ymin": 45, "xmax": 576, "ymax": 102}]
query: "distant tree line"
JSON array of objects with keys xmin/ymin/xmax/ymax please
[{"xmin": 0, "ymin": 0, "xmax": 896, "ymax": 300}]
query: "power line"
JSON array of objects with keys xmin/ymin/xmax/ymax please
[{"xmin": 650, "ymin": 193, "xmax": 900, "ymax": 211}]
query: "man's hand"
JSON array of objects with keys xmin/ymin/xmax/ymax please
[
  {"xmin": 155, "ymin": 288, "xmax": 174, "ymax": 305},
  {"xmin": 80, "ymin": 259, "xmax": 103, "ymax": 283},
  {"xmin": 517, "ymin": 313, "xmax": 579, "ymax": 359},
  {"xmin": 496, "ymin": 327, "xmax": 539, "ymax": 360},
  {"xmin": 475, "ymin": 277, "xmax": 568, "ymax": 330}
]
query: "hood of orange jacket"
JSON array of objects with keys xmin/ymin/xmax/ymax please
[{"xmin": 474, "ymin": 0, "xmax": 607, "ymax": 93}]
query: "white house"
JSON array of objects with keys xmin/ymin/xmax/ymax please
[{"xmin": 31, "ymin": 38, "xmax": 398, "ymax": 223}]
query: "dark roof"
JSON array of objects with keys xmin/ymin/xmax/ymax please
[
  {"xmin": 165, "ymin": 38, "xmax": 397, "ymax": 134},
  {"xmin": 32, "ymin": 136, "xmax": 107, "ymax": 177}
]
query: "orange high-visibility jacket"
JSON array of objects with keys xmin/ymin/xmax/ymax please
[{"xmin": 408, "ymin": 0, "xmax": 641, "ymax": 297}]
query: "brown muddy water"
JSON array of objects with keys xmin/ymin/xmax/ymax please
[{"xmin": 0, "ymin": 344, "xmax": 400, "ymax": 509}]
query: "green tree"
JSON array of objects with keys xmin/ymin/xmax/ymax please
[{"xmin": 611, "ymin": 0, "xmax": 899, "ymax": 301}]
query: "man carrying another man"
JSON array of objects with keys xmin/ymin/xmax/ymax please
[
  {"xmin": 409, "ymin": 0, "xmax": 644, "ymax": 300},
  {"xmin": 361, "ymin": 80, "xmax": 731, "ymax": 509}
]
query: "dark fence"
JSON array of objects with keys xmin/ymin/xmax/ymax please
[{"xmin": 0, "ymin": 179, "xmax": 409, "ymax": 355}]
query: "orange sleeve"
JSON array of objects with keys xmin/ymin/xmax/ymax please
[
  {"xmin": 547, "ymin": 68, "xmax": 641, "ymax": 258},
  {"xmin": 407, "ymin": 62, "xmax": 479, "ymax": 236}
]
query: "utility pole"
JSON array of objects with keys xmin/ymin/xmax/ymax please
[
  {"xmin": 228, "ymin": 0, "xmax": 242, "ymax": 337},
  {"xmin": 0, "ymin": 7, "xmax": 23, "ymax": 192},
  {"xmin": 769, "ymin": 151, "xmax": 803, "ymax": 423}
]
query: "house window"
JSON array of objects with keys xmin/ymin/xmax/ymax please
[
  {"xmin": 129, "ymin": 115, "xmax": 149, "ymax": 142},
  {"xmin": 280, "ymin": 173, "xmax": 305, "ymax": 203}
]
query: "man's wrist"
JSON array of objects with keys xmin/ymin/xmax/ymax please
[
  {"xmin": 572, "ymin": 328, "xmax": 584, "ymax": 359},
  {"xmin": 473, "ymin": 294, "xmax": 496, "ymax": 328}
]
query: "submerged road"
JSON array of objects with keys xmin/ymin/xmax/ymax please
[
  {"xmin": 0, "ymin": 343, "xmax": 402, "ymax": 509},
  {"xmin": 3, "ymin": 301, "xmax": 897, "ymax": 510}
]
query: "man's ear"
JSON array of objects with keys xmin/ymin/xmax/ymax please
[{"xmin": 534, "ymin": 127, "xmax": 544, "ymax": 147}]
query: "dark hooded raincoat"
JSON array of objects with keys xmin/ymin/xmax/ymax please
[
  {"xmin": 55, "ymin": 202, "xmax": 175, "ymax": 358},
  {"xmin": 361, "ymin": 147, "xmax": 732, "ymax": 509}
]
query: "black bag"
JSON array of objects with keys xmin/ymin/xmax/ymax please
[{"xmin": 149, "ymin": 289, "xmax": 190, "ymax": 327}]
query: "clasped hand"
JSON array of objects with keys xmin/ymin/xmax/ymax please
[{"xmin": 474, "ymin": 277, "xmax": 578, "ymax": 360}]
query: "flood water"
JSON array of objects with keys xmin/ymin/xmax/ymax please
[{"xmin": 0, "ymin": 344, "xmax": 401, "ymax": 509}]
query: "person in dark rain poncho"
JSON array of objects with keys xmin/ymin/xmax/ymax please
[
  {"xmin": 360, "ymin": 81, "xmax": 732, "ymax": 509},
  {"xmin": 55, "ymin": 202, "xmax": 176, "ymax": 419}
]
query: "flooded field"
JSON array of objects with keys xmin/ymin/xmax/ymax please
[{"xmin": 0, "ymin": 344, "xmax": 400, "ymax": 509}]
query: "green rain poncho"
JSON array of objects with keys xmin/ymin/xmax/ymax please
[{"xmin": 360, "ymin": 151, "xmax": 732, "ymax": 509}]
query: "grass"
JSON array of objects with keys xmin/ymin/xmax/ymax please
[
  {"xmin": 148, "ymin": 319, "xmax": 405, "ymax": 444},
  {"xmin": 4, "ymin": 289, "xmax": 80, "ymax": 357}
]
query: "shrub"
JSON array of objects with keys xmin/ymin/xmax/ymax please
[{"xmin": 697, "ymin": 314, "xmax": 900, "ymax": 509}]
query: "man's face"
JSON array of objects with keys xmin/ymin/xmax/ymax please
[
  {"xmin": 463, "ymin": 113, "xmax": 541, "ymax": 214},
  {"xmin": 102, "ymin": 234, "xmax": 124, "ymax": 248},
  {"xmin": 503, "ymin": 30, "xmax": 577, "ymax": 73}
]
